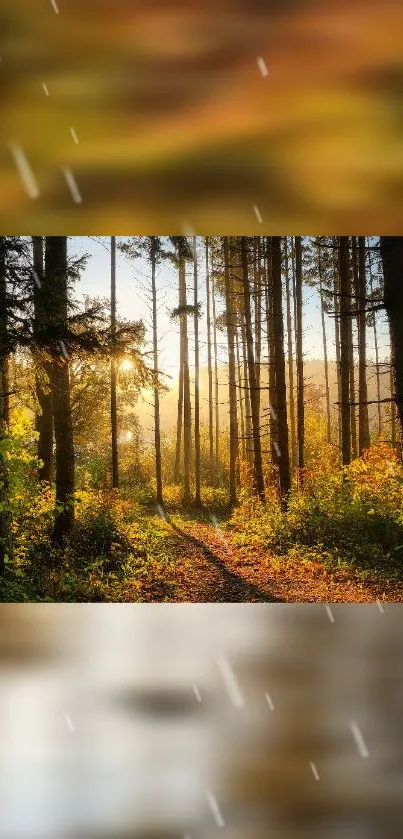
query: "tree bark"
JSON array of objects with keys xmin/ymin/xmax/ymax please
[
  {"xmin": 193, "ymin": 237, "xmax": 201, "ymax": 505},
  {"xmin": 295, "ymin": 236, "xmax": 305, "ymax": 473},
  {"xmin": 318, "ymin": 246, "xmax": 331, "ymax": 443},
  {"xmin": 284, "ymin": 236, "xmax": 297, "ymax": 467},
  {"xmin": 271, "ymin": 236, "xmax": 291, "ymax": 503},
  {"xmin": 253, "ymin": 237, "xmax": 262, "ymax": 420},
  {"xmin": 174, "ymin": 357, "xmax": 183, "ymax": 483},
  {"xmin": 368, "ymin": 247, "xmax": 382, "ymax": 436},
  {"xmin": 151, "ymin": 238, "xmax": 163, "ymax": 505},
  {"xmin": 284, "ymin": 237, "xmax": 297, "ymax": 465},
  {"xmin": 205, "ymin": 238, "xmax": 214, "ymax": 481},
  {"xmin": 357, "ymin": 236, "xmax": 370, "ymax": 454},
  {"xmin": 241, "ymin": 317, "xmax": 253, "ymax": 467},
  {"xmin": 0, "ymin": 240, "xmax": 9, "ymax": 431},
  {"xmin": 380, "ymin": 237, "xmax": 403, "ymax": 439},
  {"xmin": 235, "ymin": 322, "xmax": 246, "ymax": 462},
  {"xmin": 46, "ymin": 237, "xmax": 75, "ymax": 543},
  {"xmin": 0, "ymin": 237, "xmax": 11, "ymax": 574},
  {"xmin": 390, "ymin": 343, "xmax": 397, "ymax": 447},
  {"xmin": 224, "ymin": 237, "xmax": 239, "ymax": 507},
  {"xmin": 180, "ymin": 258, "xmax": 192, "ymax": 502},
  {"xmin": 265, "ymin": 237, "xmax": 279, "ymax": 467},
  {"xmin": 33, "ymin": 235, "xmax": 54, "ymax": 483},
  {"xmin": 333, "ymin": 245, "xmax": 342, "ymax": 451},
  {"xmin": 349, "ymin": 238, "xmax": 358, "ymax": 459},
  {"xmin": 240, "ymin": 237, "xmax": 265, "ymax": 500},
  {"xmin": 211, "ymin": 265, "xmax": 220, "ymax": 484},
  {"xmin": 110, "ymin": 236, "xmax": 119, "ymax": 488},
  {"xmin": 339, "ymin": 237, "xmax": 352, "ymax": 465}
]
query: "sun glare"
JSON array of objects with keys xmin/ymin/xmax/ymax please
[{"xmin": 120, "ymin": 358, "xmax": 133, "ymax": 372}]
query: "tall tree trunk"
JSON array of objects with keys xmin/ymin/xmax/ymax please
[
  {"xmin": 110, "ymin": 235, "xmax": 119, "ymax": 488},
  {"xmin": 339, "ymin": 237, "xmax": 352, "ymax": 465},
  {"xmin": 349, "ymin": 238, "xmax": 358, "ymax": 459},
  {"xmin": 333, "ymin": 246, "xmax": 342, "ymax": 450},
  {"xmin": 211, "ymin": 265, "xmax": 220, "ymax": 483},
  {"xmin": 357, "ymin": 236, "xmax": 370, "ymax": 454},
  {"xmin": 0, "ymin": 237, "xmax": 11, "ymax": 574},
  {"xmin": 0, "ymin": 238, "xmax": 9, "ymax": 431},
  {"xmin": 240, "ymin": 237, "xmax": 265, "ymax": 501},
  {"xmin": 235, "ymin": 323, "xmax": 246, "ymax": 462},
  {"xmin": 284, "ymin": 237, "xmax": 297, "ymax": 466},
  {"xmin": 151, "ymin": 239, "xmax": 163, "ymax": 505},
  {"xmin": 174, "ymin": 356, "xmax": 183, "ymax": 483},
  {"xmin": 193, "ymin": 237, "xmax": 201, "ymax": 505},
  {"xmin": 253, "ymin": 237, "xmax": 262, "ymax": 420},
  {"xmin": 205, "ymin": 238, "xmax": 214, "ymax": 481},
  {"xmin": 0, "ymin": 240, "xmax": 9, "ymax": 431},
  {"xmin": 380, "ymin": 237, "xmax": 403, "ymax": 440},
  {"xmin": 295, "ymin": 236, "xmax": 305, "ymax": 472},
  {"xmin": 271, "ymin": 236, "xmax": 291, "ymax": 504},
  {"xmin": 224, "ymin": 237, "xmax": 239, "ymax": 507},
  {"xmin": 46, "ymin": 237, "xmax": 75, "ymax": 543},
  {"xmin": 318, "ymin": 246, "xmax": 331, "ymax": 443},
  {"xmin": 368, "ymin": 247, "xmax": 382, "ymax": 436},
  {"xmin": 390, "ymin": 342, "xmax": 397, "ymax": 446},
  {"xmin": 180, "ymin": 258, "xmax": 192, "ymax": 502},
  {"xmin": 241, "ymin": 318, "xmax": 253, "ymax": 467},
  {"xmin": 33, "ymin": 236, "xmax": 53, "ymax": 483},
  {"xmin": 265, "ymin": 237, "xmax": 278, "ymax": 466}
]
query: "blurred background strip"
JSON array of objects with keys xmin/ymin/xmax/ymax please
[
  {"xmin": 0, "ymin": 604, "xmax": 403, "ymax": 838},
  {"xmin": 1, "ymin": 0, "xmax": 403, "ymax": 233}
]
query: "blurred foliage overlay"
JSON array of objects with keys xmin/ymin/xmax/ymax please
[{"xmin": 1, "ymin": 0, "xmax": 403, "ymax": 233}]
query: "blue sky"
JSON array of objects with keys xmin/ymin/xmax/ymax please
[{"xmin": 68, "ymin": 237, "xmax": 390, "ymax": 382}]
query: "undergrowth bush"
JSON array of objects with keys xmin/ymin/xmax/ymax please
[
  {"xmin": 2, "ymin": 486, "xmax": 177, "ymax": 602},
  {"xmin": 229, "ymin": 442, "xmax": 403, "ymax": 578}
]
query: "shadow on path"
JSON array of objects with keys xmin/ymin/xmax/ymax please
[{"xmin": 166, "ymin": 515, "xmax": 283, "ymax": 603}]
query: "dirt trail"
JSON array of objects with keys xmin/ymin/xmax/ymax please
[
  {"xmin": 163, "ymin": 513, "xmax": 397, "ymax": 603},
  {"xmin": 167, "ymin": 516, "xmax": 281, "ymax": 603}
]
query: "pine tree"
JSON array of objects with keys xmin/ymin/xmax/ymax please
[
  {"xmin": 46, "ymin": 237, "xmax": 75, "ymax": 543},
  {"xmin": 357, "ymin": 236, "xmax": 370, "ymax": 453},
  {"xmin": 150, "ymin": 237, "xmax": 163, "ymax": 505},
  {"xmin": 240, "ymin": 237, "xmax": 265, "ymax": 500},
  {"xmin": 193, "ymin": 237, "xmax": 201, "ymax": 506},
  {"xmin": 110, "ymin": 235, "xmax": 119, "ymax": 488},
  {"xmin": 32, "ymin": 236, "xmax": 54, "ymax": 483},
  {"xmin": 223, "ymin": 237, "xmax": 239, "ymax": 507},
  {"xmin": 339, "ymin": 236, "xmax": 352, "ymax": 465},
  {"xmin": 295, "ymin": 236, "xmax": 305, "ymax": 472},
  {"xmin": 205, "ymin": 238, "xmax": 214, "ymax": 481},
  {"xmin": 271, "ymin": 236, "xmax": 291, "ymax": 503},
  {"xmin": 380, "ymin": 237, "xmax": 403, "ymax": 438}
]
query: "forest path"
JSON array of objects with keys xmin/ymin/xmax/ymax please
[
  {"xmin": 151, "ymin": 508, "xmax": 384, "ymax": 603},
  {"xmin": 165, "ymin": 514, "xmax": 282, "ymax": 602}
]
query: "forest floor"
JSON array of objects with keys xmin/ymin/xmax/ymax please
[
  {"xmin": 151, "ymin": 506, "xmax": 403, "ymax": 604},
  {"xmin": 3, "ymin": 489, "xmax": 403, "ymax": 603}
]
